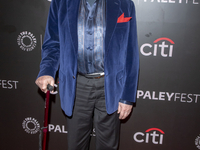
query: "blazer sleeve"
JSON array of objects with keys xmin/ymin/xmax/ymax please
[
  {"xmin": 37, "ymin": 0, "xmax": 60, "ymax": 79},
  {"xmin": 121, "ymin": 1, "xmax": 139, "ymax": 103}
]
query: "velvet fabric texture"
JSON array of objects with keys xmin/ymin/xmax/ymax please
[{"xmin": 37, "ymin": 0, "xmax": 139, "ymax": 116}]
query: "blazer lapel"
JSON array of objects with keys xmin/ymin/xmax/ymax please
[
  {"xmin": 67, "ymin": 0, "xmax": 81, "ymax": 55},
  {"xmin": 105, "ymin": 0, "xmax": 120, "ymax": 57}
]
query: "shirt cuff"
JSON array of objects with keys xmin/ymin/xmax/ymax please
[{"xmin": 119, "ymin": 99, "xmax": 133, "ymax": 105}]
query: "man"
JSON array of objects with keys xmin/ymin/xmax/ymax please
[{"xmin": 36, "ymin": 0, "xmax": 139, "ymax": 149}]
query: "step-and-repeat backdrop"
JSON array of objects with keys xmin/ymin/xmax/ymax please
[{"xmin": 0, "ymin": 0, "xmax": 200, "ymax": 149}]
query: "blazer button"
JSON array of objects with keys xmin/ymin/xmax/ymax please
[{"xmin": 73, "ymin": 76, "xmax": 76, "ymax": 79}]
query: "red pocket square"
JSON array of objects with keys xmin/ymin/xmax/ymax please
[{"xmin": 117, "ymin": 13, "xmax": 132, "ymax": 23}]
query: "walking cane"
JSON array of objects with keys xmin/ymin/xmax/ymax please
[{"xmin": 39, "ymin": 84, "xmax": 54, "ymax": 150}]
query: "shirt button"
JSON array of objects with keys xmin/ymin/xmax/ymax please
[
  {"xmin": 73, "ymin": 76, "xmax": 75, "ymax": 79},
  {"xmin": 88, "ymin": 31, "xmax": 93, "ymax": 35},
  {"xmin": 87, "ymin": 47, "xmax": 92, "ymax": 50}
]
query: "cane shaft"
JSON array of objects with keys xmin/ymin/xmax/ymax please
[{"xmin": 42, "ymin": 90, "xmax": 50, "ymax": 150}]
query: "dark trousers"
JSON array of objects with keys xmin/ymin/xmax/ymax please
[{"xmin": 66, "ymin": 74, "xmax": 120, "ymax": 150}]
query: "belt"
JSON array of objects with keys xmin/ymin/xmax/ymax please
[{"xmin": 78, "ymin": 72, "xmax": 105, "ymax": 79}]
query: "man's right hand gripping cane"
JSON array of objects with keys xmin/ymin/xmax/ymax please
[{"xmin": 35, "ymin": 75, "xmax": 54, "ymax": 93}]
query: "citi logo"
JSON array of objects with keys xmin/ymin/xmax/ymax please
[
  {"xmin": 140, "ymin": 37, "xmax": 174, "ymax": 57},
  {"xmin": 133, "ymin": 128, "xmax": 164, "ymax": 144}
]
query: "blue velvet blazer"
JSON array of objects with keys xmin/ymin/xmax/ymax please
[{"xmin": 37, "ymin": 0, "xmax": 139, "ymax": 116}]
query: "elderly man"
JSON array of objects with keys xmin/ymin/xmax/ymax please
[{"xmin": 36, "ymin": 0, "xmax": 139, "ymax": 149}]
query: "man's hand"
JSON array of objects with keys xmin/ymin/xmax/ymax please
[
  {"xmin": 35, "ymin": 75, "xmax": 54, "ymax": 93},
  {"xmin": 117, "ymin": 102, "xmax": 133, "ymax": 120}
]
